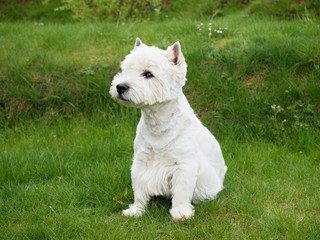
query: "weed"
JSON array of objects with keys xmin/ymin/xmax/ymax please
[
  {"xmin": 196, "ymin": 21, "xmax": 228, "ymax": 39},
  {"xmin": 53, "ymin": 0, "xmax": 162, "ymax": 21}
]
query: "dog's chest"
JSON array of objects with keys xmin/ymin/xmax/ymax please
[
  {"xmin": 134, "ymin": 120, "xmax": 194, "ymax": 166},
  {"xmin": 133, "ymin": 138, "xmax": 180, "ymax": 197},
  {"xmin": 132, "ymin": 111, "xmax": 195, "ymax": 196},
  {"xmin": 135, "ymin": 141, "xmax": 178, "ymax": 166}
]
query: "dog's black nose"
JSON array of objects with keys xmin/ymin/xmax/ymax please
[{"xmin": 116, "ymin": 84, "xmax": 129, "ymax": 95}]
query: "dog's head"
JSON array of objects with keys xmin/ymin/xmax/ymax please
[{"xmin": 109, "ymin": 38, "xmax": 187, "ymax": 107}]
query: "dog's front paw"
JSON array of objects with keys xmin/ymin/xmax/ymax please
[
  {"xmin": 170, "ymin": 204, "xmax": 194, "ymax": 221},
  {"xmin": 122, "ymin": 205, "xmax": 144, "ymax": 218}
]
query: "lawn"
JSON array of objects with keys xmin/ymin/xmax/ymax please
[
  {"xmin": 1, "ymin": 118, "xmax": 319, "ymax": 239},
  {"xmin": 0, "ymin": 3, "xmax": 320, "ymax": 239}
]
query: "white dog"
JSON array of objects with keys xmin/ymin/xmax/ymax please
[{"xmin": 110, "ymin": 38, "xmax": 227, "ymax": 221}]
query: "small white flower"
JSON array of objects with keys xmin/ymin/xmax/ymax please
[{"xmin": 34, "ymin": 22, "xmax": 44, "ymax": 26}]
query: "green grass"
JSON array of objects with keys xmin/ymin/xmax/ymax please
[
  {"xmin": 1, "ymin": 119, "xmax": 319, "ymax": 239},
  {"xmin": 0, "ymin": 8, "xmax": 320, "ymax": 239}
]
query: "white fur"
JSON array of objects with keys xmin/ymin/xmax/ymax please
[{"xmin": 110, "ymin": 38, "xmax": 227, "ymax": 221}]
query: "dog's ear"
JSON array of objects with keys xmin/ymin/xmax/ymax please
[
  {"xmin": 167, "ymin": 41, "xmax": 182, "ymax": 65},
  {"xmin": 134, "ymin": 37, "xmax": 143, "ymax": 49}
]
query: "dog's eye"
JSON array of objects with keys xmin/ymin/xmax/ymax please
[{"xmin": 142, "ymin": 71, "xmax": 154, "ymax": 79}]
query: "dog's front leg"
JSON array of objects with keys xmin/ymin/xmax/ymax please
[
  {"xmin": 122, "ymin": 167, "xmax": 150, "ymax": 218},
  {"xmin": 169, "ymin": 163, "xmax": 197, "ymax": 221},
  {"xmin": 122, "ymin": 189, "xmax": 149, "ymax": 217}
]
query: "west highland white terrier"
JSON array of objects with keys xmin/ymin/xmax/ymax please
[{"xmin": 110, "ymin": 38, "xmax": 227, "ymax": 221}]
